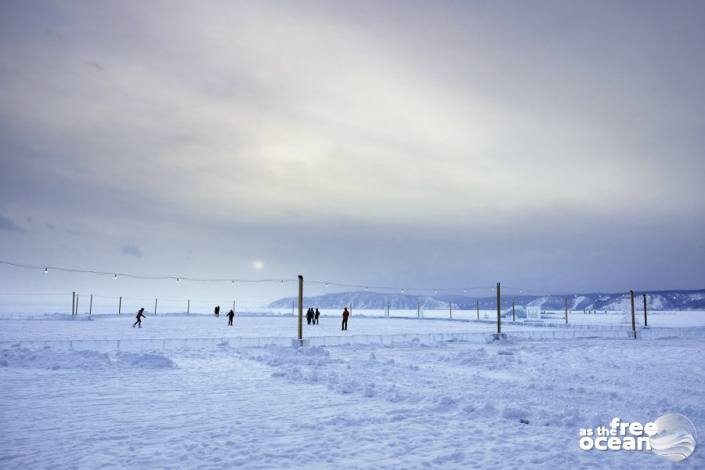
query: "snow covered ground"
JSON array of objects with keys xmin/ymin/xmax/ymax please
[{"xmin": 1, "ymin": 314, "xmax": 704, "ymax": 469}]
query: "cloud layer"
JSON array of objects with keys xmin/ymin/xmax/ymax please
[{"xmin": 1, "ymin": 0, "xmax": 704, "ymax": 303}]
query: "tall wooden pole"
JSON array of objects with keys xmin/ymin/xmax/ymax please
[
  {"xmin": 298, "ymin": 275, "xmax": 303, "ymax": 341},
  {"xmin": 449, "ymin": 303, "xmax": 452, "ymax": 319},
  {"xmin": 512, "ymin": 300, "xmax": 515, "ymax": 322},
  {"xmin": 89, "ymin": 294, "xmax": 93, "ymax": 317},
  {"xmin": 72, "ymin": 291, "xmax": 76, "ymax": 316},
  {"xmin": 564, "ymin": 297, "xmax": 568, "ymax": 324},
  {"xmin": 417, "ymin": 302, "xmax": 420, "ymax": 318},
  {"xmin": 642, "ymin": 294, "xmax": 648, "ymax": 327},
  {"xmin": 187, "ymin": 299, "xmax": 190, "ymax": 314},
  {"xmin": 476, "ymin": 299, "xmax": 480, "ymax": 321},
  {"xmin": 118, "ymin": 296, "xmax": 122, "ymax": 315},
  {"xmin": 154, "ymin": 298, "xmax": 158, "ymax": 316},
  {"xmin": 233, "ymin": 299, "xmax": 236, "ymax": 313},
  {"xmin": 75, "ymin": 293, "xmax": 79, "ymax": 315},
  {"xmin": 630, "ymin": 290, "xmax": 636, "ymax": 339},
  {"xmin": 496, "ymin": 282, "xmax": 501, "ymax": 335}
]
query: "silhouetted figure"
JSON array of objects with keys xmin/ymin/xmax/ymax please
[
  {"xmin": 214, "ymin": 305, "xmax": 220, "ymax": 317},
  {"xmin": 227, "ymin": 309, "xmax": 235, "ymax": 326},
  {"xmin": 306, "ymin": 307, "xmax": 313, "ymax": 325},
  {"xmin": 341, "ymin": 307, "xmax": 349, "ymax": 331},
  {"xmin": 314, "ymin": 308, "xmax": 320, "ymax": 325},
  {"xmin": 132, "ymin": 308, "xmax": 146, "ymax": 328}
]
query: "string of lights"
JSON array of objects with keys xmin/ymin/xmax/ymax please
[
  {"xmin": 1, "ymin": 259, "xmax": 628, "ymax": 297},
  {"xmin": 0, "ymin": 260, "xmax": 297, "ymax": 284}
]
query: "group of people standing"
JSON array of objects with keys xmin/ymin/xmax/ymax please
[
  {"xmin": 213, "ymin": 305, "xmax": 236, "ymax": 326},
  {"xmin": 307, "ymin": 307, "xmax": 351, "ymax": 331},
  {"xmin": 306, "ymin": 307, "xmax": 321, "ymax": 325}
]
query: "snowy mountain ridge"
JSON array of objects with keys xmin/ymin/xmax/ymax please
[{"xmin": 268, "ymin": 289, "xmax": 705, "ymax": 310}]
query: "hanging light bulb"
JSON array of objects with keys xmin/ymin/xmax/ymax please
[
  {"xmin": 176, "ymin": 277, "xmax": 180, "ymax": 283},
  {"xmin": 44, "ymin": 267, "xmax": 48, "ymax": 274},
  {"xmin": 231, "ymin": 280, "xmax": 235, "ymax": 285},
  {"xmin": 114, "ymin": 273, "xmax": 118, "ymax": 280},
  {"xmin": 325, "ymin": 283, "xmax": 329, "ymax": 288}
]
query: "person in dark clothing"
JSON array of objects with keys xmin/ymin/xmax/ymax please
[
  {"xmin": 226, "ymin": 309, "xmax": 235, "ymax": 326},
  {"xmin": 214, "ymin": 305, "xmax": 220, "ymax": 317},
  {"xmin": 306, "ymin": 307, "xmax": 313, "ymax": 325},
  {"xmin": 341, "ymin": 307, "xmax": 350, "ymax": 331},
  {"xmin": 132, "ymin": 308, "xmax": 146, "ymax": 328},
  {"xmin": 314, "ymin": 308, "xmax": 320, "ymax": 325}
]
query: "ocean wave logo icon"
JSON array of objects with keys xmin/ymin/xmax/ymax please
[{"xmin": 650, "ymin": 413, "xmax": 697, "ymax": 462}]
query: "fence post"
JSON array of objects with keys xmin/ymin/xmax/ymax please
[
  {"xmin": 630, "ymin": 290, "xmax": 636, "ymax": 339},
  {"xmin": 118, "ymin": 296, "xmax": 122, "ymax": 315},
  {"xmin": 187, "ymin": 299, "xmax": 190, "ymax": 314},
  {"xmin": 449, "ymin": 303, "xmax": 452, "ymax": 319},
  {"xmin": 642, "ymin": 294, "xmax": 648, "ymax": 327},
  {"xmin": 564, "ymin": 297, "xmax": 568, "ymax": 324},
  {"xmin": 298, "ymin": 275, "xmax": 303, "ymax": 341},
  {"xmin": 154, "ymin": 298, "xmax": 158, "ymax": 316},
  {"xmin": 476, "ymin": 299, "xmax": 480, "ymax": 321},
  {"xmin": 72, "ymin": 291, "xmax": 76, "ymax": 316},
  {"xmin": 89, "ymin": 294, "xmax": 93, "ymax": 317},
  {"xmin": 75, "ymin": 293, "xmax": 79, "ymax": 315},
  {"xmin": 233, "ymin": 299, "xmax": 236, "ymax": 313},
  {"xmin": 496, "ymin": 282, "xmax": 501, "ymax": 335},
  {"xmin": 512, "ymin": 300, "xmax": 515, "ymax": 322},
  {"xmin": 417, "ymin": 302, "xmax": 420, "ymax": 318}
]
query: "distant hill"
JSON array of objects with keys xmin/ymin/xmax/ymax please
[{"xmin": 268, "ymin": 289, "xmax": 705, "ymax": 310}]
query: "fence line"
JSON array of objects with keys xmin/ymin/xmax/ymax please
[{"xmin": 2, "ymin": 326, "xmax": 703, "ymax": 353}]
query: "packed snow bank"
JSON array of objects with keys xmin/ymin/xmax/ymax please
[{"xmin": 0, "ymin": 345, "xmax": 176, "ymax": 370}]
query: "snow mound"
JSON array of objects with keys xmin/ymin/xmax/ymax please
[{"xmin": 0, "ymin": 345, "xmax": 176, "ymax": 370}]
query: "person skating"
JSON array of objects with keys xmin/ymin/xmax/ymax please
[
  {"xmin": 226, "ymin": 309, "xmax": 235, "ymax": 326},
  {"xmin": 214, "ymin": 305, "xmax": 220, "ymax": 317},
  {"xmin": 341, "ymin": 307, "xmax": 349, "ymax": 331},
  {"xmin": 132, "ymin": 308, "xmax": 146, "ymax": 328},
  {"xmin": 314, "ymin": 308, "xmax": 320, "ymax": 325}
]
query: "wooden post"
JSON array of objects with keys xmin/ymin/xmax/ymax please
[
  {"xmin": 89, "ymin": 294, "xmax": 93, "ymax": 317},
  {"xmin": 449, "ymin": 303, "xmax": 452, "ymax": 319},
  {"xmin": 476, "ymin": 299, "xmax": 480, "ymax": 321},
  {"xmin": 72, "ymin": 291, "xmax": 76, "ymax": 316},
  {"xmin": 75, "ymin": 293, "xmax": 79, "ymax": 315},
  {"xmin": 388, "ymin": 301, "xmax": 391, "ymax": 317},
  {"xmin": 496, "ymin": 282, "xmax": 501, "ymax": 335},
  {"xmin": 417, "ymin": 302, "xmax": 420, "ymax": 318},
  {"xmin": 118, "ymin": 296, "xmax": 122, "ymax": 315},
  {"xmin": 233, "ymin": 299, "xmax": 236, "ymax": 313},
  {"xmin": 154, "ymin": 298, "xmax": 158, "ymax": 316},
  {"xmin": 187, "ymin": 299, "xmax": 190, "ymax": 314},
  {"xmin": 642, "ymin": 294, "xmax": 648, "ymax": 327},
  {"xmin": 512, "ymin": 300, "xmax": 515, "ymax": 322},
  {"xmin": 298, "ymin": 275, "xmax": 303, "ymax": 341},
  {"xmin": 630, "ymin": 290, "xmax": 636, "ymax": 339},
  {"xmin": 564, "ymin": 297, "xmax": 568, "ymax": 324}
]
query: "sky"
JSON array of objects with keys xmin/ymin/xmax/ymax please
[{"xmin": 1, "ymin": 0, "xmax": 704, "ymax": 310}]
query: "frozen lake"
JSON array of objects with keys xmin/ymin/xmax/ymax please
[{"xmin": 1, "ymin": 313, "xmax": 704, "ymax": 469}]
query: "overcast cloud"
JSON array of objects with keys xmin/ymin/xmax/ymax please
[{"xmin": 1, "ymin": 0, "xmax": 704, "ymax": 305}]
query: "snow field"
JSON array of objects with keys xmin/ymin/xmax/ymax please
[{"xmin": 1, "ymin": 314, "xmax": 704, "ymax": 469}]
